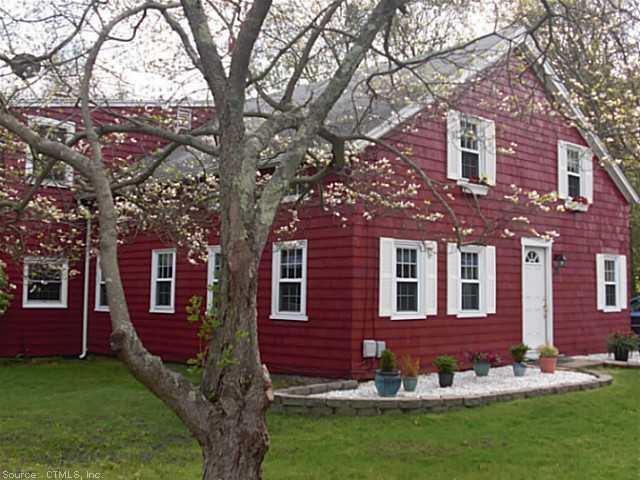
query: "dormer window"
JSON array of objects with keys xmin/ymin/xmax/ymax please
[{"xmin": 26, "ymin": 117, "xmax": 75, "ymax": 187}]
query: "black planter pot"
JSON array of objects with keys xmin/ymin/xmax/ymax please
[
  {"xmin": 614, "ymin": 348, "xmax": 630, "ymax": 362},
  {"xmin": 438, "ymin": 372, "xmax": 454, "ymax": 388}
]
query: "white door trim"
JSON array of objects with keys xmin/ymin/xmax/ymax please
[{"xmin": 521, "ymin": 237, "xmax": 554, "ymax": 346}]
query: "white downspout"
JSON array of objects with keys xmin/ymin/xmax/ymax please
[{"xmin": 79, "ymin": 217, "xmax": 91, "ymax": 359}]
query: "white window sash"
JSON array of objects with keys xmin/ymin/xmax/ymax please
[
  {"xmin": 22, "ymin": 257, "xmax": 69, "ymax": 309},
  {"xmin": 270, "ymin": 240, "xmax": 308, "ymax": 321},
  {"xmin": 460, "ymin": 250, "xmax": 481, "ymax": 314},
  {"xmin": 150, "ymin": 248, "xmax": 176, "ymax": 313},
  {"xmin": 95, "ymin": 257, "xmax": 109, "ymax": 312},
  {"xmin": 207, "ymin": 245, "xmax": 221, "ymax": 311},
  {"xmin": 598, "ymin": 254, "xmax": 626, "ymax": 312}
]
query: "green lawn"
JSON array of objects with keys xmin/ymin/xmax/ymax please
[{"xmin": 0, "ymin": 357, "xmax": 638, "ymax": 479}]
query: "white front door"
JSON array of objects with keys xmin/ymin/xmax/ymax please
[{"xmin": 522, "ymin": 246, "xmax": 549, "ymax": 349}]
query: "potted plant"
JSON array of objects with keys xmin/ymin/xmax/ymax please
[
  {"xmin": 374, "ymin": 349, "xmax": 402, "ymax": 397},
  {"xmin": 432, "ymin": 355, "xmax": 458, "ymax": 388},
  {"xmin": 465, "ymin": 351, "xmax": 501, "ymax": 377},
  {"xmin": 399, "ymin": 354, "xmax": 420, "ymax": 392},
  {"xmin": 509, "ymin": 343, "xmax": 529, "ymax": 377},
  {"xmin": 606, "ymin": 332, "xmax": 640, "ymax": 362},
  {"xmin": 537, "ymin": 344, "xmax": 559, "ymax": 373}
]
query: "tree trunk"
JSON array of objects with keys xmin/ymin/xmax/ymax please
[{"xmin": 202, "ymin": 395, "xmax": 269, "ymax": 480}]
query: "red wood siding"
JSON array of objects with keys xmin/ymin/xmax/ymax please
[
  {"xmin": 0, "ymin": 256, "xmax": 83, "ymax": 357},
  {"xmin": 347, "ymin": 66, "xmax": 630, "ymax": 378}
]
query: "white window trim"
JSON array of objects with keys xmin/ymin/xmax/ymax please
[
  {"xmin": 270, "ymin": 240, "xmax": 308, "ymax": 321},
  {"xmin": 95, "ymin": 256, "xmax": 109, "ymax": 312},
  {"xmin": 459, "ymin": 246, "xmax": 483, "ymax": 316},
  {"xmin": 25, "ymin": 116, "xmax": 75, "ymax": 188},
  {"xmin": 206, "ymin": 245, "xmax": 221, "ymax": 311},
  {"xmin": 379, "ymin": 238, "xmax": 437, "ymax": 320},
  {"xmin": 447, "ymin": 243, "xmax": 496, "ymax": 318},
  {"xmin": 22, "ymin": 257, "xmax": 69, "ymax": 309},
  {"xmin": 447, "ymin": 110, "xmax": 496, "ymax": 190},
  {"xmin": 558, "ymin": 140, "xmax": 593, "ymax": 208},
  {"xmin": 597, "ymin": 253, "xmax": 626, "ymax": 313},
  {"xmin": 149, "ymin": 248, "xmax": 176, "ymax": 314},
  {"xmin": 391, "ymin": 240, "xmax": 425, "ymax": 320},
  {"xmin": 282, "ymin": 183, "xmax": 306, "ymax": 203}
]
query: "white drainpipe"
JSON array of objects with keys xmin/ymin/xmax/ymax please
[{"xmin": 79, "ymin": 217, "xmax": 91, "ymax": 359}]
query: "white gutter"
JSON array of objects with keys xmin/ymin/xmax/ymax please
[{"xmin": 79, "ymin": 217, "xmax": 91, "ymax": 359}]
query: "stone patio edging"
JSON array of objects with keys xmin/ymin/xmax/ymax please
[{"xmin": 271, "ymin": 369, "xmax": 612, "ymax": 416}]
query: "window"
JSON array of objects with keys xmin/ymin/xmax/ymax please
[
  {"xmin": 460, "ymin": 117, "xmax": 480, "ymax": 180},
  {"xmin": 26, "ymin": 116, "xmax": 75, "ymax": 187},
  {"xmin": 460, "ymin": 251, "xmax": 480, "ymax": 311},
  {"xmin": 282, "ymin": 182, "xmax": 306, "ymax": 203},
  {"xmin": 447, "ymin": 244, "xmax": 496, "ymax": 318},
  {"xmin": 150, "ymin": 249, "xmax": 176, "ymax": 313},
  {"xmin": 379, "ymin": 238, "xmax": 437, "ymax": 320},
  {"xmin": 596, "ymin": 254, "xmax": 627, "ymax": 312},
  {"xmin": 22, "ymin": 257, "xmax": 69, "ymax": 308},
  {"xmin": 447, "ymin": 110, "xmax": 496, "ymax": 192},
  {"xmin": 558, "ymin": 140, "xmax": 593, "ymax": 207},
  {"xmin": 604, "ymin": 259, "xmax": 617, "ymax": 307},
  {"xmin": 95, "ymin": 257, "xmax": 109, "ymax": 311},
  {"xmin": 271, "ymin": 240, "xmax": 308, "ymax": 321},
  {"xmin": 567, "ymin": 148, "xmax": 582, "ymax": 198},
  {"xmin": 207, "ymin": 246, "xmax": 221, "ymax": 310}
]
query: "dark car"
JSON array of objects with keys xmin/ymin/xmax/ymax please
[{"xmin": 630, "ymin": 296, "xmax": 640, "ymax": 334}]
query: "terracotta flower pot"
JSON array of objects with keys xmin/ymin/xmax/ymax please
[{"xmin": 539, "ymin": 356, "xmax": 557, "ymax": 374}]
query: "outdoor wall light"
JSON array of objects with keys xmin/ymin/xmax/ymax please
[{"xmin": 553, "ymin": 254, "xmax": 567, "ymax": 272}]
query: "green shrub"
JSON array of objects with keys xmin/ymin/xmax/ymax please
[
  {"xmin": 509, "ymin": 343, "xmax": 529, "ymax": 363},
  {"xmin": 537, "ymin": 344, "xmax": 559, "ymax": 357},
  {"xmin": 432, "ymin": 355, "xmax": 458, "ymax": 374},
  {"xmin": 606, "ymin": 332, "xmax": 639, "ymax": 354},
  {"xmin": 379, "ymin": 349, "xmax": 397, "ymax": 372}
]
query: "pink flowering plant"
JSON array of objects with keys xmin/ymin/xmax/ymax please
[{"xmin": 465, "ymin": 351, "xmax": 501, "ymax": 365}]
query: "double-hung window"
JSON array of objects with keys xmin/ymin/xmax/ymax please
[
  {"xmin": 567, "ymin": 148, "xmax": 582, "ymax": 198},
  {"xmin": 460, "ymin": 251, "xmax": 480, "ymax": 311},
  {"xmin": 26, "ymin": 116, "xmax": 75, "ymax": 187},
  {"xmin": 207, "ymin": 246, "xmax": 221, "ymax": 310},
  {"xmin": 460, "ymin": 117, "xmax": 480, "ymax": 180},
  {"xmin": 596, "ymin": 254, "xmax": 627, "ymax": 312},
  {"xmin": 95, "ymin": 257, "xmax": 109, "ymax": 311},
  {"xmin": 447, "ymin": 110, "xmax": 496, "ymax": 193},
  {"xmin": 271, "ymin": 240, "xmax": 308, "ymax": 321},
  {"xmin": 22, "ymin": 257, "xmax": 69, "ymax": 308},
  {"xmin": 447, "ymin": 244, "xmax": 496, "ymax": 318},
  {"xmin": 558, "ymin": 140, "xmax": 593, "ymax": 208},
  {"xmin": 379, "ymin": 238, "xmax": 437, "ymax": 320},
  {"xmin": 150, "ymin": 249, "xmax": 176, "ymax": 313},
  {"xmin": 396, "ymin": 247, "xmax": 419, "ymax": 313}
]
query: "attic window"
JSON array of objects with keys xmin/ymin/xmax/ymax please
[
  {"xmin": 26, "ymin": 116, "xmax": 75, "ymax": 187},
  {"xmin": 558, "ymin": 140, "xmax": 593, "ymax": 209},
  {"xmin": 446, "ymin": 110, "xmax": 496, "ymax": 193},
  {"xmin": 175, "ymin": 107, "xmax": 192, "ymax": 132},
  {"xmin": 460, "ymin": 117, "xmax": 480, "ymax": 179}
]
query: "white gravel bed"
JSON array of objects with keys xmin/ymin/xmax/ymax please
[
  {"xmin": 309, "ymin": 366, "xmax": 596, "ymax": 400},
  {"xmin": 572, "ymin": 351, "xmax": 640, "ymax": 364}
]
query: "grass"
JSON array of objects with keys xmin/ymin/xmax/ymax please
[{"xmin": 0, "ymin": 357, "xmax": 638, "ymax": 479}]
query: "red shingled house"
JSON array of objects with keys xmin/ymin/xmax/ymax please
[{"xmin": 1, "ymin": 33, "xmax": 637, "ymax": 378}]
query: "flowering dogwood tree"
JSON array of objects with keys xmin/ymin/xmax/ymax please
[{"xmin": 2, "ymin": 0, "xmax": 631, "ymax": 477}]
